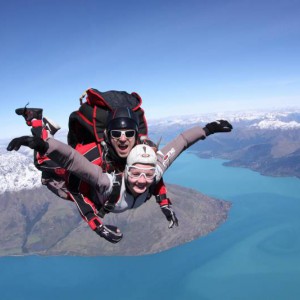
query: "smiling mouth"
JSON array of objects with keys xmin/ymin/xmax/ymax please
[
  {"xmin": 136, "ymin": 185, "xmax": 147, "ymax": 190},
  {"xmin": 118, "ymin": 144, "xmax": 128, "ymax": 151},
  {"xmin": 136, "ymin": 182, "xmax": 147, "ymax": 188}
]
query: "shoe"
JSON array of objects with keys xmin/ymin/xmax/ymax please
[
  {"xmin": 43, "ymin": 117, "xmax": 61, "ymax": 136},
  {"xmin": 15, "ymin": 105, "xmax": 43, "ymax": 121}
]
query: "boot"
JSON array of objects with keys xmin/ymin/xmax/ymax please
[{"xmin": 15, "ymin": 105, "xmax": 43, "ymax": 122}]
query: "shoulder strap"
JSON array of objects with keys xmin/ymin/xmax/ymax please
[
  {"xmin": 97, "ymin": 173, "xmax": 123, "ymax": 217},
  {"xmin": 143, "ymin": 181, "xmax": 158, "ymax": 202}
]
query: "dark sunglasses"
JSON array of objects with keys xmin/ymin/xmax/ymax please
[{"xmin": 110, "ymin": 130, "xmax": 136, "ymax": 139}]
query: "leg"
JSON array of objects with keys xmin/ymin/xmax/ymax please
[{"xmin": 15, "ymin": 106, "xmax": 67, "ymax": 199}]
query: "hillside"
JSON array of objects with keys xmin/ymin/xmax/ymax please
[{"xmin": 0, "ymin": 184, "xmax": 230, "ymax": 256}]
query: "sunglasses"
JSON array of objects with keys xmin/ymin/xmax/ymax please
[
  {"xmin": 126, "ymin": 165, "xmax": 156, "ymax": 180},
  {"xmin": 110, "ymin": 130, "xmax": 136, "ymax": 139}
]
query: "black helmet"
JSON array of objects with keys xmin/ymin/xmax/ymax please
[{"xmin": 106, "ymin": 107, "xmax": 139, "ymax": 132}]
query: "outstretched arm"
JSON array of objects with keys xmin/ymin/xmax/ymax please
[
  {"xmin": 7, "ymin": 136, "xmax": 123, "ymax": 244},
  {"xmin": 7, "ymin": 136, "xmax": 112, "ymax": 195},
  {"xmin": 156, "ymin": 120, "xmax": 232, "ymax": 177}
]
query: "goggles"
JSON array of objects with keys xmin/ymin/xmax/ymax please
[
  {"xmin": 126, "ymin": 165, "xmax": 156, "ymax": 180},
  {"xmin": 110, "ymin": 130, "xmax": 136, "ymax": 139}
]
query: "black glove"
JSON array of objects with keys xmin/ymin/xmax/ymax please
[
  {"xmin": 161, "ymin": 205, "xmax": 179, "ymax": 228},
  {"xmin": 95, "ymin": 224, "xmax": 123, "ymax": 244},
  {"xmin": 7, "ymin": 136, "xmax": 49, "ymax": 154},
  {"xmin": 204, "ymin": 120, "xmax": 233, "ymax": 136}
]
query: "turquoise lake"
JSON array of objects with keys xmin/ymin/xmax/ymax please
[{"xmin": 1, "ymin": 152, "xmax": 300, "ymax": 300}]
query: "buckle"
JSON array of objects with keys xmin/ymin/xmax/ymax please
[{"xmin": 155, "ymin": 194, "xmax": 167, "ymax": 203}]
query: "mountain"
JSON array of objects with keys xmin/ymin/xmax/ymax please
[
  {"xmin": 0, "ymin": 147, "xmax": 41, "ymax": 193},
  {"xmin": 0, "ymin": 145, "xmax": 230, "ymax": 256},
  {"xmin": 148, "ymin": 108, "xmax": 300, "ymax": 178},
  {"xmin": 0, "ymin": 185, "xmax": 230, "ymax": 256},
  {"xmin": 1, "ymin": 107, "xmax": 299, "ymax": 256},
  {"xmin": 2, "ymin": 108, "xmax": 300, "ymax": 183},
  {"xmin": 148, "ymin": 108, "xmax": 300, "ymax": 131}
]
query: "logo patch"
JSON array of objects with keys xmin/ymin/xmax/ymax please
[
  {"xmin": 162, "ymin": 148, "xmax": 175, "ymax": 166},
  {"xmin": 141, "ymin": 146, "xmax": 150, "ymax": 157}
]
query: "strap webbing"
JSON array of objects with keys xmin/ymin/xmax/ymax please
[{"xmin": 98, "ymin": 174, "xmax": 122, "ymax": 217}]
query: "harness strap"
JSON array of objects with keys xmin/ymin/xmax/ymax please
[
  {"xmin": 67, "ymin": 143, "xmax": 101, "ymax": 193},
  {"xmin": 140, "ymin": 182, "xmax": 158, "ymax": 203},
  {"xmin": 98, "ymin": 173, "xmax": 123, "ymax": 218},
  {"xmin": 155, "ymin": 193, "xmax": 167, "ymax": 203},
  {"xmin": 88, "ymin": 216, "xmax": 102, "ymax": 230}
]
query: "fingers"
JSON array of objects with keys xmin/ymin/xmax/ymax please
[
  {"xmin": 168, "ymin": 219, "xmax": 179, "ymax": 228},
  {"xmin": 168, "ymin": 214, "xmax": 179, "ymax": 228},
  {"xmin": 169, "ymin": 220, "xmax": 175, "ymax": 228},
  {"xmin": 217, "ymin": 120, "xmax": 233, "ymax": 132},
  {"xmin": 105, "ymin": 225, "xmax": 122, "ymax": 234},
  {"xmin": 173, "ymin": 217, "xmax": 179, "ymax": 227},
  {"xmin": 7, "ymin": 136, "xmax": 32, "ymax": 152},
  {"xmin": 7, "ymin": 139, "xmax": 21, "ymax": 151},
  {"xmin": 222, "ymin": 120, "xmax": 233, "ymax": 130},
  {"xmin": 98, "ymin": 224, "xmax": 123, "ymax": 243},
  {"xmin": 222, "ymin": 126, "xmax": 232, "ymax": 132}
]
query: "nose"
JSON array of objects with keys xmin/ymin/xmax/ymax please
[
  {"xmin": 137, "ymin": 174, "xmax": 147, "ymax": 183},
  {"xmin": 119, "ymin": 134, "xmax": 127, "ymax": 142}
]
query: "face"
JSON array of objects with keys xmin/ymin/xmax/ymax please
[
  {"xmin": 126, "ymin": 163, "xmax": 156, "ymax": 196},
  {"xmin": 109, "ymin": 129, "xmax": 136, "ymax": 158}
]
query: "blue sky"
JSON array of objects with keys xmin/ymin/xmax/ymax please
[{"xmin": 1, "ymin": 0, "xmax": 300, "ymax": 138}]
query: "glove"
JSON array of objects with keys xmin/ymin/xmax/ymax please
[
  {"xmin": 95, "ymin": 224, "xmax": 123, "ymax": 244},
  {"xmin": 161, "ymin": 205, "xmax": 179, "ymax": 228},
  {"xmin": 204, "ymin": 120, "xmax": 233, "ymax": 136},
  {"xmin": 7, "ymin": 136, "xmax": 49, "ymax": 154}
]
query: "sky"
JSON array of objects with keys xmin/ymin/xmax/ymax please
[{"xmin": 1, "ymin": 0, "xmax": 300, "ymax": 138}]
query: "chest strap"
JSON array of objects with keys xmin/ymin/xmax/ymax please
[{"xmin": 98, "ymin": 173, "xmax": 123, "ymax": 218}]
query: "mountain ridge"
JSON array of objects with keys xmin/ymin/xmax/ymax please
[
  {"xmin": 0, "ymin": 184, "xmax": 231, "ymax": 256},
  {"xmin": 147, "ymin": 108, "xmax": 300, "ymax": 179},
  {"xmin": 1, "ymin": 107, "xmax": 299, "ymax": 256},
  {"xmin": 148, "ymin": 108, "xmax": 300, "ymax": 129},
  {"xmin": 1, "ymin": 108, "xmax": 300, "ymax": 194}
]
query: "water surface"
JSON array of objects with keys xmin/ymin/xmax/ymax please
[{"xmin": 1, "ymin": 153, "xmax": 300, "ymax": 299}]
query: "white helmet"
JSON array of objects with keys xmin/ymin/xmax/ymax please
[{"xmin": 126, "ymin": 144, "xmax": 157, "ymax": 166}]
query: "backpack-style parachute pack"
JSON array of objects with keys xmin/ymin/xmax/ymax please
[
  {"xmin": 43, "ymin": 88, "xmax": 167, "ymax": 221},
  {"xmin": 67, "ymin": 88, "xmax": 148, "ymax": 148},
  {"xmin": 65, "ymin": 88, "xmax": 150, "ymax": 217}
]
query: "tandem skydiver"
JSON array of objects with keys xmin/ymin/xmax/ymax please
[
  {"xmin": 12, "ymin": 105, "xmax": 177, "ymax": 243},
  {"xmin": 8, "ymin": 117, "xmax": 233, "ymax": 243}
]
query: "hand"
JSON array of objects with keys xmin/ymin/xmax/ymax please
[
  {"xmin": 161, "ymin": 205, "xmax": 179, "ymax": 228},
  {"xmin": 204, "ymin": 120, "xmax": 233, "ymax": 135},
  {"xmin": 7, "ymin": 136, "xmax": 48, "ymax": 154},
  {"xmin": 95, "ymin": 224, "xmax": 123, "ymax": 243}
]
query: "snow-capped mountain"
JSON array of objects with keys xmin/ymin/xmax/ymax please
[
  {"xmin": 251, "ymin": 120, "xmax": 300, "ymax": 130},
  {"xmin": 0, "ymin": 146, "xmax": 41, "ymax": 194},
  {"xmin": 1, "ymin": 108, "xmax": 300, "ymax": 194},
  {"xmin": 0, "ymin": 129, "xmax": 68, "ymax": 194},
  {"xmin": 148, "ymin": 108, "xmax": 300, "ymax": 130}
]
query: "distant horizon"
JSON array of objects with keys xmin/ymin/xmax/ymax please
[
  {"xmin": 147, "ymin": 104, "xmax": 300, "ymax": 120},
  {"xmin": 1, "ymin": 105, "xmax": 300, "ymax": 140}
]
